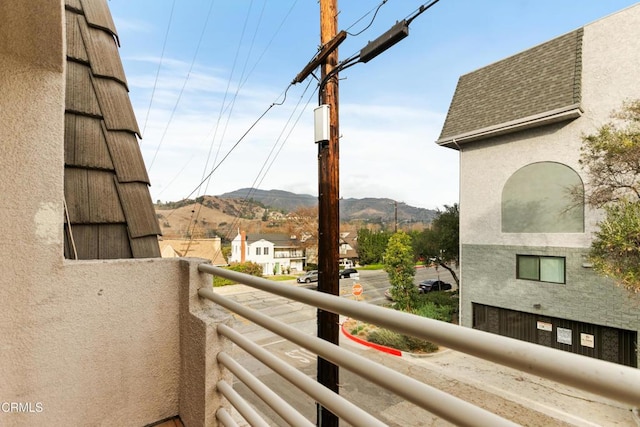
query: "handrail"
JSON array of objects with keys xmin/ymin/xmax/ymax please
[
  {"xmin": 216, "ymin": 323, "xmax": 387, "ymax": 427},
  {"xmin": 202, "ymin": 288, "xmax": 518, "ymax": 426},
  {"xmin": 199, "ymin": 263, "xmax": 640, "ymax": 407},
  {"xmin": 217, "ymin": 380, "xmax": 270, "ymax": 427},
  {"xmin": 215, "ymin": 408, "xmax": 239, "ymax": 427},
  {"xmin": 217, "ymin": 352, "xmax": 314, "ymax": 427}
]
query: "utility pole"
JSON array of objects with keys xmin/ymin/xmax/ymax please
[
  {"xmin": 393, "ymin": 200, "xmax": 398, "ymax": 233},
  {"xmin": 317, "ymin": 0, "xmax": 340, "ymax": 425},
  {"xmin": 288, "ymin": 2, "xmax": 439, "ymax": 425}
]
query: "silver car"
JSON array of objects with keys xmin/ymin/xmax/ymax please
[{"xmin": 297, "ymin": 270, "xmax": 319, "ymax": 283}]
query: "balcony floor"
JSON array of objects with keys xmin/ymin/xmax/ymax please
[{"xmin": 151, "ymin": 416, "xmax": 184, "ymax": 427}]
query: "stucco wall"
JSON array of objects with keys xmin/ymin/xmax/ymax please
[
  {"xmin": 457, "ymin": 4, "xmax": 640, "ymax": 365},
  {"xmin": 0, "ymin": 2, "xmax": 228, "ymax": 425},
  {"xmin": 459, "ymin": 4, "xmax": 640, "ymax": 249},
  {"xmin": 0, "ymin": 259, "xmax": 184, "ymax": 426}
]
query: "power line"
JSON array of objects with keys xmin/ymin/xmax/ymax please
[
  {"xmin": 346, "ymin": 0, "xmax": 389, "ymax": 36},
  {"xmin": 148, "ymin": 0, "xmax": 216, "ymax": 172},
  {"xmin": 187, "ymin": 0, "xmax": 259, "ymax": 245},
  {"xmin": 180, "ymin": 85, "xmax": 292, "ymax": 203},
  {"xmin": 141, "ymin": 0, "xmax": 176, "ymax": 137}
]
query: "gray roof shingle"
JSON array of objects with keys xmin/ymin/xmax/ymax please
[{"xmin": 438, "ymin": 28, "xmax": 583, "ymax": 146}]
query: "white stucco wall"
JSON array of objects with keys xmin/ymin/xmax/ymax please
[{"xmin": 459, "ymin": 4, "xmax": 640, "ymax": 248}]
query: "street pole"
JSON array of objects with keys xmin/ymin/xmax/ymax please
[
  {"xmin": 393, "ymin": 200, "xmax": 398, "ymax": 233},
  {"xmin": 317, "ymin": 0, "xmax": 340, "ymax": 425}
]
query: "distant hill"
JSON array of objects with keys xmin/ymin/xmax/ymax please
[
  {"xmin": 155, "ymin": 189, "xmax": 438, "ymax": 240},
  {"xmin": 219, "ymin": 188, "xmax": 436, "ymax": 223},
  {"xmin": 220, "ymin": 188, "xmax": 316, "ymax": 212}
]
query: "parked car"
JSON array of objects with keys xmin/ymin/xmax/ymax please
[
  {"xmin": 384, "ymin": 279, "xmax": 452, "ymax": 300},
  {"xmin": 297, "ymin": 270, "xmax": 318, "ymax": 284},
  {"xmin": 339, "ymin": 268, "xmax": 358, "ymax": 279},
  {"xmin": 418, "ymin": 279, "xmax": 452, "ymax": 293}
]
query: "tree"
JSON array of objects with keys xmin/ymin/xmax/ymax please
[
  {"xmin": 356, "ymin": 228, "xmax": 391, "ymax": 265},
  {"xmin": 589, "ymin": 201, "xmax": 640, "ymax": 293},
  {"xmin": 414, "ymin": 204, "xmax": 459, "ymax": 287},
  {"xmin": 579, "ymin": 100, "xmax": 640, "ymax": 293},
  {"xmin": 578, "ymin": 100, "xmax": 640, "ymax": 206},
  {"xmin": 285, "ymin": 206, "xmax": 319, "ymax": 252},
  {"xmin": 383, "ymin": 232, "xmax": 417, "ymax": 311}
]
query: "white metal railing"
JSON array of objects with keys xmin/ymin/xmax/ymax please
[{"xmin": 198, "ymin": 264, "xmax": 640, "ymax": 426}]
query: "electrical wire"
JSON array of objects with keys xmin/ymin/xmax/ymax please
[
  {"xmin": 141, "ymin": 0, "xmax": 176, "ymax": 137},
  {"xmin": 186, "ymin": 0, "xmax": 258, "ymax": 246},
  {"xmin": 346, "ymin": 0, "xmax": 389, "ymax": 36},
  {"xmin": 147, "ymin": 0, "xmax": 216, "ymax": 172},
  {"xmin": 405, "ymin": 0, "xmax": 441, "ymax": 25},
  {"xmin": 180, "ymin": 86, "xmax": 292, "ymax": 203},
  {"xmin": 213, "ymin": 80, "xmax": 318, "ymax": 261}
]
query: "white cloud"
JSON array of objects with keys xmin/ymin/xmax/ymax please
[{"xmin": 125, "ymin": 57, "xmax": 458, "ymax": 210}]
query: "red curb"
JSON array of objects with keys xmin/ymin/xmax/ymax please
[{"xmin": 341, "ymin": 322, "xmax": 402, "ymax": 357}]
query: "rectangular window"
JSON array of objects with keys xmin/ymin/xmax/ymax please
[
  {"xmin": 517, "ymin": 255, "xmax": 565, "ymax": 284},
  {"xmin": 264, "ymin": 247, "xmax": 269, "ymax": 255},
  {"xmin": 256, "ymin": 247, "xmax": 261, "ymax": 256}
]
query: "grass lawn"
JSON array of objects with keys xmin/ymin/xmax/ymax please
[
  {"xmin": 356, "ymin": 264, "xmax": 384, "ymax": 270},
  {"xmin": 268, "ymin": 275, "xmax": 296, "ymax": 281}
]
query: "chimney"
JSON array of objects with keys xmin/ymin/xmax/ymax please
[{"xmin": 240, "ymin": 231, "xmax": 246, "ymax": 263}]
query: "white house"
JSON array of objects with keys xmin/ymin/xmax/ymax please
[{"xmin": 230, "ymin": 231, "xmax": 306, "ymax": 275}]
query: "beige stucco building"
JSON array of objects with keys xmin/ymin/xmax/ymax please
[{"xmin": 0, "ymin": 1, "xmax": 229, "ymax": 425}]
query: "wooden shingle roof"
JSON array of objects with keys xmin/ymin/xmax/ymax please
[
  {"xmin": 437, "ymin": 29, "xmax": 583, "ymax": 148},
  {"xmin": 64, "ymin": 0, "xmax": 160, "ymax": 259}
]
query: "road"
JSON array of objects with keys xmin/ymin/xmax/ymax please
[{"xmin": 215, "ymin": 269, "xmax": 634, "ymax": 426}]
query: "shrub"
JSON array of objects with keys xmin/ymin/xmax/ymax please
[
  {"xmin": 213, "ymin": 262, "xmax": 263, "ymax": 287},
  {"xmin": 410, "ymin": 301, "xmax": 452, "ymax": 322},
  {"xmin": 368, "ymin": 328, "xmax": 438, "ymax": 353}
]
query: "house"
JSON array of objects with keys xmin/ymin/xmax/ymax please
[
  {"xmin": 339, "ymin": 231, "xmax": 358, "ymax": 267},
  {"xmin": 437, "ymin": 4, "xmax": 640, "ymax": 367},
  {"xmin": 160, "ymin": 237, "xmax": 228, "ymax": 266},
  {"xmin": 230, "ymin": 231, "xmax": 306, "ymax": 275}
]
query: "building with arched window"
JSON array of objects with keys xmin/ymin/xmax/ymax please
[{"xmin": 437, "ymin": 5, "xmax": 640, "ymax": 367}]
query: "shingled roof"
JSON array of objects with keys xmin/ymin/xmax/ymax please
[
  {"xmin": 437, "ymin": 28, "xmax": 584, "ymax": 148},
  {"xmin": 64, "ymin": 0, "xmax": 161, "ymax": 259}
]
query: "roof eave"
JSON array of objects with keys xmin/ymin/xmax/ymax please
[{"xmin": 436, "ymin": 103, "xmax": 583, "ymax": 150}]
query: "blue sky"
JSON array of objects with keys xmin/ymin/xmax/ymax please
[{"xmin": 108, "ymin": 0, "xmax": 638, "ymax": 209}]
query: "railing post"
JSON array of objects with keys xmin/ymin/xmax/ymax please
[{"xmin": 179, "ymin": 259, "xmax": 233, "ymax": 426}]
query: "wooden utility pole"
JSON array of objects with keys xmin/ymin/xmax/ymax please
[{"xmin": 317, "ymin": 0, "xmax": 340, "ymax": 425}]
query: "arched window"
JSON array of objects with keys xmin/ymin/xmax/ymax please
[{"xmin": 502, "ymin": 162, "xmax": 584, "ymax": 233}]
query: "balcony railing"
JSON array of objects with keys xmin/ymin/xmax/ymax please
[
  {"xmin": 273, "ymin": 252, "xmax": 305, "ymax": 259},
  {"xmin": 198, "ymin": 263, "xmax": 640, "ymax": 426}
]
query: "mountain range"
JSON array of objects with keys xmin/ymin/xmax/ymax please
[{"xmin": 219, "ymin": 188, "xmax": 437, "ymax": 223}]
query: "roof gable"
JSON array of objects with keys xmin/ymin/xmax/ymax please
[{"xmin": 438, "ymin": 29, "xmax": 583, "ymax": 147}]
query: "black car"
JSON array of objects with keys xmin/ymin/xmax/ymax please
[
  {"xmin": 418, "ymin": 279, "xmax": 452, "ymax": 293},
  {"xmin": 339, "ymin": 268, "xmax": 358, "ymax": 279}
]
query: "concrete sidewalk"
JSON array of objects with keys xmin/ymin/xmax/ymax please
[{"xmin": 406, "ymin": 349, "xmax": 637, "ymax": 426}]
